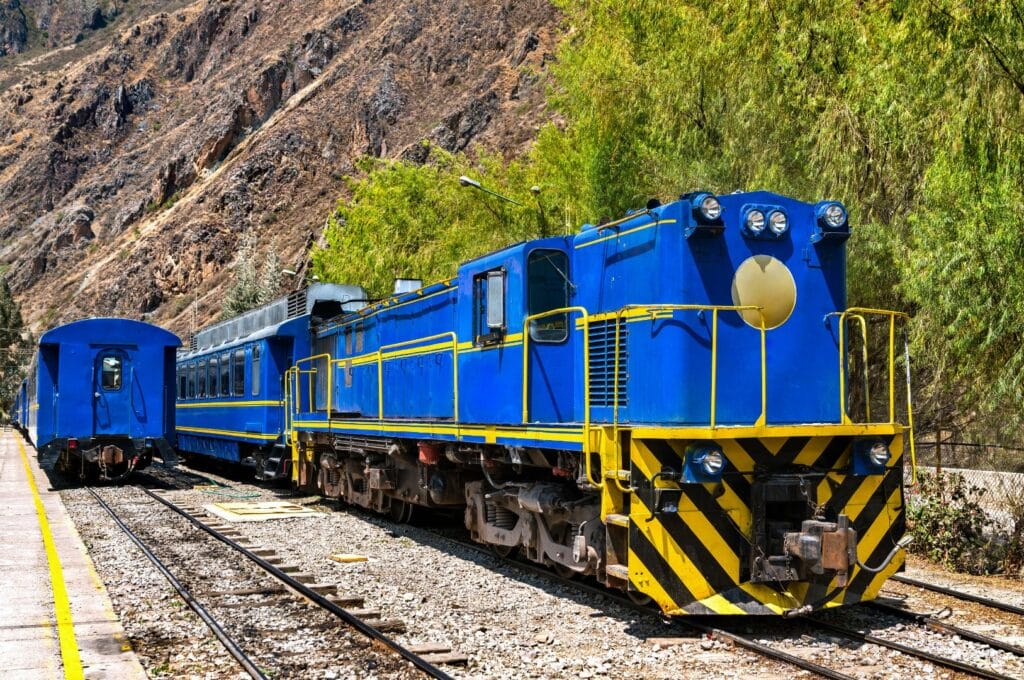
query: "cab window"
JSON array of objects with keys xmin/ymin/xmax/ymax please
[
  {"xmin": 527, "ymin": 250, "xmax": 570, "ymax": 342},
  {"xmin": 473, "ymin": 269, "xmax": 506, "ymax": 345}
]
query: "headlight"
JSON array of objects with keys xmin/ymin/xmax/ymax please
[
  {"xmin": 819, "ymin": 202, "xmax": 847, "ymax": 229},
  {"xmin": 768, "ymin": 210, "xmax": 788, "ymax": 235},
  {"xmin": 745, "ymin": 209, "xmax": 766, "ymax": 235},
  {"xmin": 698, "ymin": 450, "xmax": 725, "ymax": 475},
  {"xmin": 869, "ymin": 442, "xmax": 891, "ymax": 467},
  {"xmin": 696, "ymin": 194, "xmax": 722, "ymax": 221}
]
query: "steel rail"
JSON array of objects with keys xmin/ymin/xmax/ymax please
[
  {"xmin": 86, "ymin": 488, "xmax": 268, "ymax": 680},
  {"xmin": 810, "ymin": 616, "xmax": 1016, "ymax": 680},
  {"xmin": 431, "ymin": 531, "xmax": 854, "ymax": 680},
  {"xmin": 868, "ymin": 600, "xmax": 1024, "ymax": 658},
  {"xmin": 139, "ymin": 487, "xmax": 453, "ymax": 680},
  {"xmin": 890, "ymin": 574, "xmax": 1024, "ymax": 617}
]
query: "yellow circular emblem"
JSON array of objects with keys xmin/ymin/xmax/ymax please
[{"xmin": 730, "ymin": 255, "xmax": 797, "ymax": 330}]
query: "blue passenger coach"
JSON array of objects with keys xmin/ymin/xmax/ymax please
[
  {"xmin": 31, "ymin": 318, "xmax": 181, "ymax": 481},
  {"xmin": 175, "ymin": 283, "xmax": 367, "ymax": 479},
  {"xmin": 287, "ymin": 190, "xmax": 916, "ymax": 617}
]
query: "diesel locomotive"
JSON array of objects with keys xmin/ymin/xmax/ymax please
[
  {"xmin": 185, "ymin": 189, "xmax": 916, "ymax": 616},
  {"xmin": 22, "ymin": 318, "xmax": 181, "ymax": 481}
]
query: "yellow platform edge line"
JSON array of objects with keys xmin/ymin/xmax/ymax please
[{"xmin": 16, "ymin": 435, "xmax": 84, "ymax": 680}]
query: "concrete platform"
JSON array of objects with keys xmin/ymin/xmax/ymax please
[{"xmin": 0, "ymin": 430, "xmax": 145, "ymax": 679}]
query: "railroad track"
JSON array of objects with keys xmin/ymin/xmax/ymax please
[
  {"xmin": 86, "ymin": 485, "xmax": 453, "ymax": 679},
  {"xmin": 890, "ymin": 574, "xmax": 1024, "ymax": 617},
  {"xmin": 425, "ymin": 527, "xmax": 1023, "ymax": 680}
]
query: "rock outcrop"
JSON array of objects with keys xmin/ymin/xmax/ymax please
[{"xmin": 0, "ymin": 0, "xmax": 559, "ymax": 334}]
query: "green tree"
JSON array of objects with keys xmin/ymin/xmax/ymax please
[
  {"xmin": 0, "ymin": 278, "xmax": 32, "ymax": 413},
  {"xmin": 222, "ymin": 236, "xmax": 285, "ymax": 318}
]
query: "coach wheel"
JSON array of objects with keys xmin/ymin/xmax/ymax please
[{"xmin": 492, "ymin": 544, "xmax": 515, "ymax": 559}]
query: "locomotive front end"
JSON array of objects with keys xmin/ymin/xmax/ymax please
[{"xmin": 576, "ymin": 190, "xmax": 914, "ymax": 615}]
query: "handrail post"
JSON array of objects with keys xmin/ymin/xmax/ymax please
[
  {"xmin": 377, "ymin": 349, "xmax": 384, "ymax": 420},
  {"xmin": 710, "ymin": 309, "xmax": 718, "ymax": 428},
  {"xmin": 838, "ymin": 311, "xmax": 848, "ymax": 422},
  {"xmin": 888, "ymin": 315, "xmax": 896, "ymax": 423}
]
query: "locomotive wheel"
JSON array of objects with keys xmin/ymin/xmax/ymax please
[
  {"xmin": 552, "ymin": 563, "xmax": 578, "ymax": 580},
  {"xmin": 627, "ymin": 590, "xmax": 653, "ymax": 606},
  {"xmin": 388, "ymin": 499, "xmax": 414, "ymax": 524}
]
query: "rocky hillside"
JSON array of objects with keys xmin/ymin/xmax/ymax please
[{"xmin": 0, "ymin": 0, "xmax": 558, "ymax": 335}]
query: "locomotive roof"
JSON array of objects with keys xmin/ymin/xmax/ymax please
[{"xmin": 40, "ymin": 317, "xmax": 182, "ymax": 347}]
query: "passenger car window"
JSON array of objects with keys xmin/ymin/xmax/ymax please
[
  {"xmin": 220, "ymin": 352, "xmax": 230, "ymax": 397},
  {"xmin": 177, "ymin": 366, "xmax": 186, "ymax": 400},
  {"xmin": 198, "ymin": 360, "xmax": 207, "ymax": 398},
  {"xmin": 251, "ymin": 345, "xmax": 260, "ymax": 396},
  {"xmin": 527, "ymin": 250, "xmax": 570, "ymax": 343},
  {"xmin": 101, "ymin": 355, "xmax": 122, "ymax": 390},
  {"xmin": 233, "ymin": 349, "xmax": 245, "ymax": 396},
  {"xmin": 187, "ymin": 363, "xmax": 196, "ymax": 398},
  {"xmin": 208, "ymin": 357, "xmax": 218, "ymax": 397}
]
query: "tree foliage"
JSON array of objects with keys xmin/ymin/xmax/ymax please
[
  {"xmin": 0, "ymin": 278, "xmax": 32, "ymax": 412},
  {"xmin": 222, "ymin": 235, "xmax": 284, "ymax": 319},
  {"xmin": 313, "ymin": 1, "xmax": 1024, "ymax": 441}
]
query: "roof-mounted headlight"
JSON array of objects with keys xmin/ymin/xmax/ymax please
[
  {"xmin": 744, "ymin": 209, "xmax": 766, "ymax": 236},
  {"xmin": 693, "ymin": 193, "xmax": 722, "ymax": 222},
  {"xmin": 684, "ymin": 191, "xmax": 725, "ymax": 238},
  {"xmin": 812, "ymin": 201, "xmax": 851, "ymax": 243},
  {"xmin": 819, "ymin": 202, "xmax": 847, "ymax": 229},
  {"xmin": 768, "ymin": 210, "xmax": 788, "ymax": 236}
]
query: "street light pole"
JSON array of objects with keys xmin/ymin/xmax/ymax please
[{"xmin": 458, "ymin": 176, "xmax": 524, "ymax": 207}]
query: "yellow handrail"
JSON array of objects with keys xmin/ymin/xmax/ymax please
[
  {"xmin": 292, "ymin": 353, "xmax": 333, "ymax": 417},
  {"xmin": 522, "ymin": 307, "xmax": 593, "ymax": 484},
  {"xmin": 829, "ymin": 308, "xmax": 916, "ymax": 481},
  {"xmin": 374, "ymin": 332, "xmax": 459, "ymax": 421},
  {"xmin": 612, "ymin": 304, "xmax": 767, "ymax": 429}
]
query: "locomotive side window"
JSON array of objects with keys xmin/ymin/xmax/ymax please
[
  {"xmin": 220, "ymin": 352, "xmax": 231, "ymax": 397},
  {"xmin": 251, "ymin": 345, "xmax": 260, "ymax": 396},
  {"xmin": 198, "ymin": 360, "xmax": 207, "ymax": 398},
  {"xmin": 527, "ymin": 250, "xmax": 570, "ymax": 343},
  {"xmin": 101, "ymin": 355, "xmax": 123, "ymax": 390},
  {"xmin": 208, "ymin": 357, "xmax": 218, "ymax": 397},
  {"xmin": 474, "ymin": 269, "xmax": 506, "ymax": 345},
  {"xmin": 233, "ymin": 349, "xmax": 245, "ymax": 396}
]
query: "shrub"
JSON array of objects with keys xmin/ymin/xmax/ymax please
[{"xmin": 908, "ymin": 471, "xmax": 1002, "ymax": 575}]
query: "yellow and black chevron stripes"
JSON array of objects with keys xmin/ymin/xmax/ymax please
[{"xmin": 623, "ymin": 431, "xmax": 908, "ymax": 615}]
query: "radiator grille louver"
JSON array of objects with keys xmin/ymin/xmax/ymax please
[{"xmin": 588, "ymin": 319, "xmax": 628, "ymax": 407}]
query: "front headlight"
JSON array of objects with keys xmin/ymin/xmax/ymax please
[
  {"xmin": 697, "ymin": 194, "xmax": 722, "ymax": 221},
  {"xmin": 768, "ymin": 210, "xmax": 788, "ymax": 235},
  {"xmin": 698, "ymin": 450, "xmax": 725, "ymax": 475},
  {"xmin": 869, "ymin": 442, "xmax": 891, "ymax": 467},
  {"xmin": 745, "ymin": 209, "xmax": 766, "ymax": 235}
]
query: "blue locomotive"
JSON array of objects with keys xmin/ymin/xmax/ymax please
[
  {"xmin": 174, "ymin": 284, "xmax": 367, "ymax": 479},
  {"xmin": 28, "ymin": 318, "xmax": 181, "ymax": 481},
  {"xmin": 278, "ymin": 189, "xmax": 915, "ymax": 616}
]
